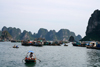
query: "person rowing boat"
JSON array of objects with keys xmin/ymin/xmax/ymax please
[
  {"xmin": 24, "ymin": 51, "xmax": 37, "ymax": 63},
  {"xmin": 22, "ymin": 51, "xmax": 41, "ymax": 63},
  {"xmin": 13, "ymin": 45, "xmax": 19, "ymax": 48}
]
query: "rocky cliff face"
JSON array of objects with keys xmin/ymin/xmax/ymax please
[
  {"xmin": 86, "ymin": 9, "xmax": 100, "ymax": 35},
  {"xmin": 2, "ymin": 26, "xmax": 21, "ymax": 40},
  {"xmin": 57, "ymin": 29, "xmax": 76, "ymax": 40},
  {"xmin": 20, "ymin": 30, "xmax": 33, "ymax": 40},
  {"xmin": 0, "ymin": 31, "xmax": 12, "ymax": 40},
  {"xmin": 36, "ymin": 28, "xmax": 81, "ymax": 41},
  {"xmin": 46, "ymin": 30, "xmax": 57, "ymax": 41},
  {"xmin": 75, "ymin": 35, "xmax": 82, "ymax": 41},
  {"xmin": 69, "ymin": 36, "xmax": 75, "ymax": 42},
  {"xmin": 36, "ymin": 28, "xmax": 48, "ymax": 38},
  {"xmin": 81, "ymin": 9, "xmax": 100, "ymax": 41}
]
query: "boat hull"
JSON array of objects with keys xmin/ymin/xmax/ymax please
[
  {"xmin": 72, "ymin": 44, "xmax": 78, "ymax": 46},
  {"xmin": 32, "ymin": 44, "xmax": 43, "ymax": 46},
  {"xmin": 13, "ymin": 46, "xmax": 19, "ymax": 48},
  {"xmin": 22, "ymin": 43, "xmax": 32, "ymax": 46},
  {"xmin": 86, "ymin": 46, "xmax": 100, "ymax": 50},
  {"xmin": 25, "ymin": 57, "xmax": 36, "ymax": 63},
  {"xmin": 25, "ymin": 60, "xmax": 36, "ymax": 63},
  {"xmin": 72, "ymin": 43, "xmax": 86, "ymax": 47},
  {"xmin": 64, "ymin": 45, "xmax": 68, "ymax": 46}
]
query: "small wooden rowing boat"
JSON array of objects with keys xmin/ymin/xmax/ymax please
[
  {"xmin": 24, "ymin": 51, "xmax": 37, "ymax": 63},
  {"xmin": 13, "ymin": 45, "xmax": 19, "ymax": 48}
]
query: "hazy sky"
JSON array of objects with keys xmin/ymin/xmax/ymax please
[{"xmin": 0, "ymin": 0, "xmax": 100, "ymax": 37}]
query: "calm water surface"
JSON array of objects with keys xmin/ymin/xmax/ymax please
[{"xmin": 0, "ymin": 42, "xmax": 100, "ymax": 67}]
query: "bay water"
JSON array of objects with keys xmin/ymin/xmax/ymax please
[{"xmin": 0, "ymin": 42, "xmax": 100, "ymax": 67}]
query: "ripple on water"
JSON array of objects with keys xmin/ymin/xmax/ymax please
[{"xmin": 1, "ymin": 42, "xmax": 100, "ymax": 67}]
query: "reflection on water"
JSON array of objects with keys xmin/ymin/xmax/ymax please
[
  {"xmin": 24, "ymin": 62, "xmax": 36, "ymax": 67},
  {"xmin": 87, "ymin": 49, "xmax": 100, "ymax": 67}
]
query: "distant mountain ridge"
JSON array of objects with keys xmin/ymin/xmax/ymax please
[{"xmin": 1, "ymin": 26, "xmax": 82, "ymax": 41}]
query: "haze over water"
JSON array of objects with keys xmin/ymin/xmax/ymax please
[{"xmin": 0, "ymin": 42, "xmax": 100, "ymax": 67}]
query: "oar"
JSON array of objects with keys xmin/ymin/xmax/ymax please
[
  {"xmin": 22, "ymin": 58, "xmax": 25, "ymax": 63},
  {"xmin": 22, "ymin": 52, "xmax": 29, "ymax": 63},
  {"xmin": 33, "ymin": 53, "xmax": 41, "ymax": 62},
  {"xmin": 37, "ymin": 58, "xmax": 41, "ymax": 62}
]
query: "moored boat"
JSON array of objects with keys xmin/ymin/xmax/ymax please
[
  {"xmin": 21, "ymin": 41, "xmax": 33, "ymax": 46},
  {"xmin": 64, "ymin": 45, "xmax": 68, "ymax": 46},
  {"xmin": 32, "ymin": 41, "xmax": 43, "ymax": 46},
  {"xmin": 64, "ymin": 43, "xmax": 68, "ymax": 46},
  {"xmin": 86, "ymin": 46, "xmax": 100, "ymax": 49},
  {"xmin": 72, "ymin": 41, "xmax": 86, "ymax": 47},
  {"xmin": 86, "ymin": 41, "xmax": 100, "ymax": 50},
  {"xmin": 21, "ymin": 40, "xmax": 43, "ymax": 46},
  {"xmin": 11, "ymin": 40, "xmax": 17, "ymax": 42},
  {"xmin": 72, "ymin": 42, "xmax": 81, "ymax": 46}
]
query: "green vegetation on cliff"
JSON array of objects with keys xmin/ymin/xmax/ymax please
[
  {"xmin": 36, "ymin": 28, "xmax": 48, "ymax": 38},
  {"xmin": 0, "ymin": 31, "xmax": 12, "ymax": 40},
  {"xmin": 20, "ymin": 30, "xmax": 34, "ymax": 40},
  {"xmin": 1, "ymin": 26, "xmax": 82, "ymax": 41},
  {"xmin": 2, "ymin": 26, "xmax": 21, "ymax": 40},
  {"xmin": 46, "ymin": 30, "xmax": 57, "ymax": 41}
]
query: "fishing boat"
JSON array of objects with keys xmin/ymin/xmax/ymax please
[
  {"xmin": 86, "ymin": 41, "xmax": 100, "ymax": 50},
  {"xmin": 72, "ymin": 42, "xmax": 80, "ymax": 46},
  {"xmin": 72, "ymin": 41, "xmax": 86, "ymax": 47},
  {"xmin": 24, "ymin": 51, "xmax": 36, "ymax": 63},
  {"xmin": 21, "ymin": 40, "xmax": 43, "ymax": 46},
  {"xmin": 31, "ymin": 41, "xmax": 43, "ymax": 46},
  {"xmin": 64, "ymin": 43, "xmax": 68, "ymax": 46},
  {"xmin": 21, "ymin": 41, "xmax": 33, "ymax": 46},
  {"xmin": 13, "ymin": 45, "xmax": 19, "ymax": 48},
  {"xmin": 87, "ymin": 46, "xmax": 100, "ymax": 49},
  {"xmin": 64, "ymin": 44, "xmax": 68, "ymax": 46},
  {"xmin": 11, "ymin": 40, "xmax": 17, "ymax": 42}
]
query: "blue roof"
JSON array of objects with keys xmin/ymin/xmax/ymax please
[{"xmin": 28, "ymin": 51, "xmax": 34, "ymax": 53}]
